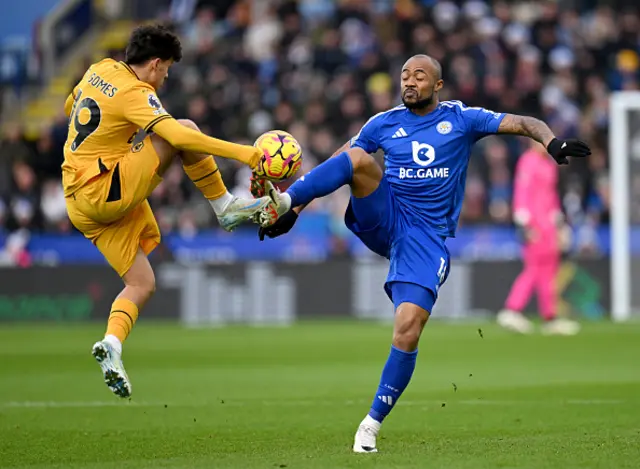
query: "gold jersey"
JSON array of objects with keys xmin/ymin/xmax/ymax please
[{"xmin": 62, "ymin": 59, "xmax": 170, "ymax": 196}]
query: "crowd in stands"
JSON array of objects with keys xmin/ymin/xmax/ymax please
[{"xmin": 1, "ymin": 0, "xmax": 638, "ymax": 256}]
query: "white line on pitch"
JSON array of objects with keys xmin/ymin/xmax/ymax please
[
  {"xmin": 0, "ymin": 398, "xmax": 625, "ymax": 409},
  {"xmin": 1, "ymin": 401, "xmax": 150, "ymax": 408}
]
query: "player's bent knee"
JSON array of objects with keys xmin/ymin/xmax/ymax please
[
  {"xmin": 393, "ymin": 303, "xmax": 429, "ymax": 351},
  {"xmin": 347, "ymin": 147, "xmax": 383, "ymax": 197},
  {"xmin": 146, "ymin": 275, "xmax": 157, "ymax": 296},
  {"xmin": 127, "ymin": 275, "xmax": 155, "ymax": 294},
  {"xmin": 348, "ymin": 147, "xmax": 378, "ymax": 174},
  {"xmin": 393, "ymin": 327, "xmax": 422, "ymax": 351},
  {"xmin": 140, "ymin": 273, "xmax": 156, "ymax": 297},
  {"xmin": 123, "ymin": 266, "xmax": 156, "ymax": 298},
  {"xmin": 133, "ymin": 277, "xmax": 155, "ymax": 304}
]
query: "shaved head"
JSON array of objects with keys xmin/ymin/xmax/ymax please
[
  {"xmin": 400, "ymin": 54, "xmax": 444, "ymax": 114},
  {"xmin": 403, "ymin": 54, "xmax": 442, "ymax": 81}
]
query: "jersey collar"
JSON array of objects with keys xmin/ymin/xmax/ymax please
[
  {"xmin": 403, "ymin": 105, "xmax": 443, "ymax": 123},
  {"xmin": 120, "ymin": 61, "xmax": 140, "ymax": 80}
]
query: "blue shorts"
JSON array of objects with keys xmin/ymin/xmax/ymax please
[{"xmin": 344, "ymin": 177, "xmax": 450, "ymax": 313}]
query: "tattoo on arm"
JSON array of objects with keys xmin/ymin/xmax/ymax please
[{"xmin": 498, "ymin": 114, "xmax": 555, "ymax": 147}]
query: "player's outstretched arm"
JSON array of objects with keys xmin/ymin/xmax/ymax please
[
  {"xmin": 152, "ymin": 118, "xmax": 262, "ymax": 168},
  {"xmin": 497, "ymin": 114, "xmax": 591, "ymax": 164}
]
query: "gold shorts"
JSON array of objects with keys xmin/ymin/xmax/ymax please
[{"xmin": 66, "ymin": 136, "xmax": 162, "ymax": 277}]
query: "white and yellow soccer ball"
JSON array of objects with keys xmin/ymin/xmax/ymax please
[{"xmin": 253, "ymin": 130, "xmax": 303, "ymax": 182}]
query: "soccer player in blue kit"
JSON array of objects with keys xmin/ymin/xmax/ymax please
[{"xmin": 252, "ymin": 54, "xmax": 591, "ymax": 453}]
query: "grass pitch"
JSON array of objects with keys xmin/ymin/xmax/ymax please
[{"xmin": 1, "ymin": 320, "xmax": 639, "ymax": 468}]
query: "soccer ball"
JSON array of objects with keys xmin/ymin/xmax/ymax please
[{"xmin": 253, "ymin": 130, "xmax": 303, "ymax": 181}]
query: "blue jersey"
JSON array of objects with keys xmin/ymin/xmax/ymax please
[{"xmin": 350, "ymin": 100, "xmax": 505, "ymax": 237}]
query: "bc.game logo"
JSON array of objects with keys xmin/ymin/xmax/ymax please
[
  {"xmin": 399, "ymin": 141, "xmax": 450, "ymax": 179},
  {"xmin": 412, "ymin": 141, "xmax": 436, "ymax": 166}
]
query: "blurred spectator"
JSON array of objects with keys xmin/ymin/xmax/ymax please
[{"xmin": 0, "ymin": 124, "xmax": 32, "ymax": 196}]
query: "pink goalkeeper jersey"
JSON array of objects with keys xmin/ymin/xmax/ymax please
[{"xmin": 512, "ymin": 149, "xmax": 561, "ymax": 234}]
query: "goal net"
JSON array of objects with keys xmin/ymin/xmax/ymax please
[{"xmin": 610, "ymin": 91, "xmax": 640, "ymax": 321}]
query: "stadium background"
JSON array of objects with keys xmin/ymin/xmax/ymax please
[
  {"xmin": 2, "ymin": 2, "xmax": 640, "ymax": 468},
  {"xmin": 0, "ymin": 0, "xmax": 628, "ymax": 322}
]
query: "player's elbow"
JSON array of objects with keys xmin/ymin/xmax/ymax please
[
  {"xmin": 513, "ymin": 210, "xmax": 530, "ymax": 226},
  {"xmin": 176, "ymin": 119, "xmax": 200, "ymax": 132},
  {"xmin": 154, "ymin": 118, "xmax": 201, "ymax": 149},
  {"xmin": 64, "ymin": 94, "xmax": 74, "ymax": 117}
]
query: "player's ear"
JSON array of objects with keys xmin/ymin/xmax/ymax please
[
  {"xmin": 434, "ymin": 79, "xmax": 444, "ymax": 92},
  {"xmin": 149, "ymin": 58, "xmax": 161, "ymax": 71}
]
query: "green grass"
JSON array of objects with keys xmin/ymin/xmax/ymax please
[{"xmin": 1, "ymin": 320, "xmax": 639, "ymax": 468}]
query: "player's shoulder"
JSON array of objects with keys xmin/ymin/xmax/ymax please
[
  {"xmin": 94, "ymin": 59, "xmax": 153, "ymax": 93},
  {"xmin": 91, "ymin": 58, "xmax": 117, "ymax": 70},
  {"xmin": 433, "ymin": 101, "xmax": 473, "ymax": 130},
  {"xmin": 90, "ymin": 58, "xmax": 126, "ymax": 79},
  {"xmin": 438, "ymin": 100, "xmax": 503, "ymax": 126},
  {"xmin": 363, "ymin": 104, "xmax": 407, "ymax": 128},
  {"xmin": 440, "ymin": 100, "xmax": 503, "ymax": 117},
  {"xmin": 438, "ymin": 100, "xmax": 478, "ymax": 115}
]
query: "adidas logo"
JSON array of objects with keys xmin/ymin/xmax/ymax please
[
  {"xmin": 377, "ymin": 395, "xmax": 394, "ymax": 405},
  {"xmin": 392, "ymin": 128, "xmax": 408, "ymax": 139}
]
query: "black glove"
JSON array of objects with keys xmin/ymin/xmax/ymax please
[
  {"xmin": 258, "ymin": 209, "xmax": 298, "ymax": 241},
  {"xmin": 546, "ymin": 138, "xmax": 591, "ymax": 165}
]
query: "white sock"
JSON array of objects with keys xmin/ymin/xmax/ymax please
[
  {"xmin": 103, "ymin": 334, "xmax": 122, "ymax": 355},
  {"xmin": 361, "ymin": 414, "xmax": 382, "ymax": 432},
  {"xmin": 209, "ymin": 192, "xmax": 234, "ymax": 215},
  {"xmin": 279, "ymin": 192, "xmax": 292, "ymax": 213}
]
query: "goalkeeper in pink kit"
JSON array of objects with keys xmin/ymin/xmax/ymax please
[{"xmin": 497, "ymin": 142, "xmax": 580, "ymax": 335}]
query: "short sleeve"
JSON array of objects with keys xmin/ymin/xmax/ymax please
[
  {"xmin": 349, "ymin": 114, "xmax": 381, "ymax": 154},
  {"xmin": 122, "ymin": 85, "xmax": 172, "ymax": 132},
  {"xmin": 455, "ymin": 101, "xmax": 505, "ymax": 141}
]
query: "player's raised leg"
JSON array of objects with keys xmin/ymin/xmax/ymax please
[
  {"xmin": 258, "ymin": 146, "xmax": 382, "ymax": 225},
  {"xmin": 92, "ymin": 248, "xmax": 154, "ymax": 398},
  {"xmin": 152, "ymin": 119, "xmax": 270, "ymax": 231}
]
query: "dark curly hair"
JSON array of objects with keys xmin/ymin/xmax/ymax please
[{"xmin": 125, "ymin": 24, "xmax": 182, "ymax": 65}]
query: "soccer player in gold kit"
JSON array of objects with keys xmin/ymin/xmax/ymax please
[{"xmin": 63, "ymin": 25, "xmax": 271, "ymax": 398}]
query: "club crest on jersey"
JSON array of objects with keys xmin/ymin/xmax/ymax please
[
  {"xmin": 437, "ymin": 121, "xmax": 453, "ymax": 135},
  {"xmin": 148, "ymin": 94, "xmax": 166, "ymax": 115}
]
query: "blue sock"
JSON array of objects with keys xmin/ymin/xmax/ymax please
[
  {"xmin": 287, "ymin": 152, "xmax": 353, "ymax": 207},
  {"xmin": 368, "ymin": 346, "xmax": 418, "ymax": 423}
]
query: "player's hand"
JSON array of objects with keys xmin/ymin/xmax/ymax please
[
  {"xmin": 558, "ymin": 223, "xmax": 573, "ymax": 252},
  {"xmin": 546, "ymin": 138, "xmax": 591, "ymax": 165},
  {"xmin": 258, "ymin": 209, "xmax": 299, "ymax": 240},
  {"xmin": 253, "ymin": 180, "xmax": 292, "ymax": 228},
  {"xmin": 516, "ymin": 224, "xmax": 537, "ymax": 243},
  {"xmin": 250, "ymin": 179, "xmax": 280, "ymax": 226},
  {"xmin": 249, "ymin": 147, "xmax": 264, "ymax": 170}
]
